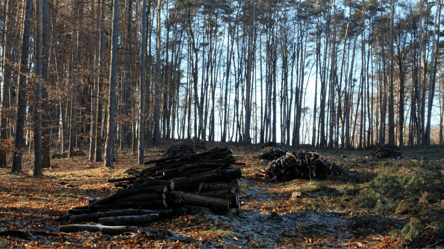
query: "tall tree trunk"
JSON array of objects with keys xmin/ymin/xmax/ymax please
[
  {"xmin": 138, "ymin": 0, "xmax": 147, "ymax": 165},
  {"xmin": 153, "ymin": 0, "xmax": 161, "ymax": 145},
  {"xmin": 89, "ymin": 0, "xmax": 98, "ymax": 160},
  {"xmin": 425, "ymin": 0, "xmax": 441, "ymax": 148},
  {"xmin": 41, "ymin": 0, "xmax": 50, "ymax": 168},
  {"xmin": 388, "ymin": 0, "xmax": 395, "ymax": 145},
  {"xmin": 0, "ymin": 0, "xmax": 16, "ymax": 168},
  {"xmin": 33, "ymin": 0, "xmax": 44, "ymax": 177},
  {"xmin": 244, "ymin": 2, "xmax": 254, "ymax": 145},
  {"xmin": 104, "ymin": 0, "xmax": 119, "ymax": 167}
]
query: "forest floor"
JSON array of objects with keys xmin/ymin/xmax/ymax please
[{"xmin": 1, "ymin": 139, "xmax": 444, "ymax": 248}]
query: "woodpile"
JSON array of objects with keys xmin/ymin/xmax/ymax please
[
  {"xmin": 258, "ymin": 151, "xmax": 344, "ymax": 181},
  {"xmin": 61, "ymin": 147, "xmax": 243, "ymax": 228},
  {"xmin": 371, "ymin": 144, "xmax": 404, "ymax": 159}
]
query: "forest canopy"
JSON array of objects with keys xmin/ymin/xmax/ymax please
[{"xmin": 0, "ymin": 0, "xmax": 443, "ymax": 173}]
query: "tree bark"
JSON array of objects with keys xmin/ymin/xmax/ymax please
[
  {"xmin": 104, "ymin": 0, "xmax": 119, "ymax": 167},
  {"xmin": 170, "ymin": 191, "xmax": 230, "ymax": 211},
  {"xmin": 99, "ymin": 214, "xmax": 159, "ymax": 226},
  {"xmin": 138, "ymin": 0, "xmax": 147, "ymax": 164},
  {"xmin": 0, "ymin": 0, "xmax": 16, "ymax": 168}
]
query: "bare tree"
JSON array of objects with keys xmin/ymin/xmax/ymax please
[
  {"xmin": 138, "ymin": 0, "xmax": 147, "ymax": 164},
  {"xmin": 104, "ymin": 0, "xmax": 119, "ymax": 167}
]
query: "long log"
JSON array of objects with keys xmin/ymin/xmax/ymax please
[
  {"xmin": 107, "ymin": 177, "xmax": 137, "ymax": 183},
  {"xmin": 198, "ymin": 180, "xmax": 238, "ymax": 192},
  {"xmin": 159, "ymin": 158, "xmax": 230, "ymax": 178},
  {"xmin": 173, "ymin": 166, "xmax": 242, "ymax": 190},
  {"xmin": 117, "ymin": 193, "xmax": 166, "ymax": 202},
  {"xmin": 134, "ymin": 177, "xmax": 174, "ymax": 190},
  {"xmin": 170, "ymin": 191, "xmax": 229, "ymax": 210},
  {"xmin": 99, "ymin": 214, "xmax": 160, "ymax": 226},
  {"xmin": 59, "ymin": 224, "xmax": 137, "ymax": 235},
  {"xmin": 91, "ymin": 200, "xmax": 168, "ymax": 210},
  {"xmin": 70, "ymin": 209, "xmax": 172, "ymax": 223},
  {"xmin": 192, "ymin": 188, "xmax": 236, "ymax": 199},
  {"xmin": 89, "ymin": 185, "xmax": 167, "ymax": 208}
]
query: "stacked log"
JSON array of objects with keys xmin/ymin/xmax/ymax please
[
  {"xmin": 371, "ymin": 144, "xmax": 404, "ymax": 159},
  {"xmin": 259, "ymin": 151, "xmax": 344, "ymax": 181},
  {"xmin": 62, "ymin": 147, "xmax": 243, "ymax": 227}
]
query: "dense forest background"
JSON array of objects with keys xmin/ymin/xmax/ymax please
[{"xmin": 0, "ymin": 0, "xmax": 443, "ymax": 174}]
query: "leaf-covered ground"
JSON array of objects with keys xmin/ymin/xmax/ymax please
[{"xmin": 1, "ymin": 141, "xmax": 444, "ymax": 248}]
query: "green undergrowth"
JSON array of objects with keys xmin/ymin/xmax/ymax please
[{"xmin": 285, "ymin": 153, "xmax": 444, "ymax": 247}]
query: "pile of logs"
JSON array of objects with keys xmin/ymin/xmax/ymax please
[
  {"xmin": 254, "ymin": 147, "xmax": 286, "ymax": 161},
  {"xmin": 163, "ymin": 138, "xmax": 206, "ymax": 157},
  {"xmin": 258, "ymin": 151, "xmax": 344, "ymax": 181},
  {"xmin": 61, "ymin": 147, "xmax": 243, "ymax": 228},
  {"xmin": 371, "ymin": 144, "xmax": 404, "ymax": 159}
]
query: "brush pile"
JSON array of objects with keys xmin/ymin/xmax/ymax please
[
  {"xmin": 61, "ymin": 147, "xmax": 243, "ymax": 227},
  {"xmin": 258, "ymin": 151, "xmax": 344, "ymax": 181},
  {"xmin": 371, "ymin": 144, "xmax": 404, "ymax": 159}
]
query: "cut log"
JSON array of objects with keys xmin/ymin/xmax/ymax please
[
  {"xmin": 99, "ymin": 214, "xmax": 160, "ymax": 226},
  {"xmin": 134, "ymin": 177, "xmax": 174, "ymax": 190},
  {"xmin": 117, "ymin": 193, "xmax": 166, "ymax": 202},
  {"xmin": 91, "ymin": 200, "xmax": 168, "ymax": 210},
  {"xmin": 170, "ymin": 191, "xmax": 229, "ymax": 210},
  {"xmin": 198, "ymin": 180, "xmax": 238, "ymax": 192},
  {"xmin": 192, "ymin": 188, "xmax": 236, "ymax": 199},
  {"xmin": 107, "ymin": 177, "xmax": 137, "ymax": 183},
  {"xmin": 68, "ymin": 206, "xmax": 93, "ymax": 215},
  {"xmin": 70, "ymin": 209, "xmax": 172, "ymax": 223},
  {"xmin": 89, "ymin": 185, "xmax": 167, "ymax": 208},
  {"xmin": 59, "ymin": 224, "xmax": 137, "ymax": 235},
  {"xmin": 173, "ymin": 166, "xmax": 242, "ymax": 190}
]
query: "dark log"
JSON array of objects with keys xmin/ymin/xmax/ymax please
[
  {"xmin": 68, "ymin": 206, "xmax": 93, "ymax": 214},
  {"xmin": 198, "ymin": 180, "xmax": 237, "ymax": 192},
  {"xmin": 107, "ymin": 177, "xmax": 137, "ymax": 183},
  {"xmin": 173, "ymin": 166, "xmax": 242, "ymax": 190},
  {"xmin": 134, "ymin": 177, "xmax": 174, "ymax": 190},
  {"xmin": 159, "ymin": 158, "xmax": 229, "ymax": 178},
  {"xmin": 192, "ymin": 188, "xmax": 236, "ymax": 199},
  {"xmin": 89, "ymin": 185, "xmax": 167, "ymax": 208},
  {"xmin": 92, "ymin": 200, "xmax": 168, "ymax": 210},
  {"xmin": 117, "ymin": 193, "xmax": 166, "ymax": 202},
  {"xmin": 70, "ymin": 209, "xmax": 172, "ymax": 223},
  {"xmin": 99, "ymin": 214, "xmax": 160, "ymax": 226},
  {"xmin": 170, "ymin": 191, "xmax": 229, "ymax": 210},
  {"xmin": 180, "ymin": 167, "xmax": 213, "ymax": 177},
  {"xmin": 59, "ymin": 224, "xmax": 137, "ymax": 235}
]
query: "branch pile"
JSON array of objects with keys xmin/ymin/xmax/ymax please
[
  {"xmin": 371, "ymin": 144, "xmax": 404, "ymax": 159},
  {"xmin": 258, "ymin": 151, "xmax": 344, "ymax": 181},
  {"xmin": 254, "ymin": 147, "xmax": 286, "ymax": 161},
  {"xmin": 61, "ymin": 147, "xmax": 243, "ymax": 228}
]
